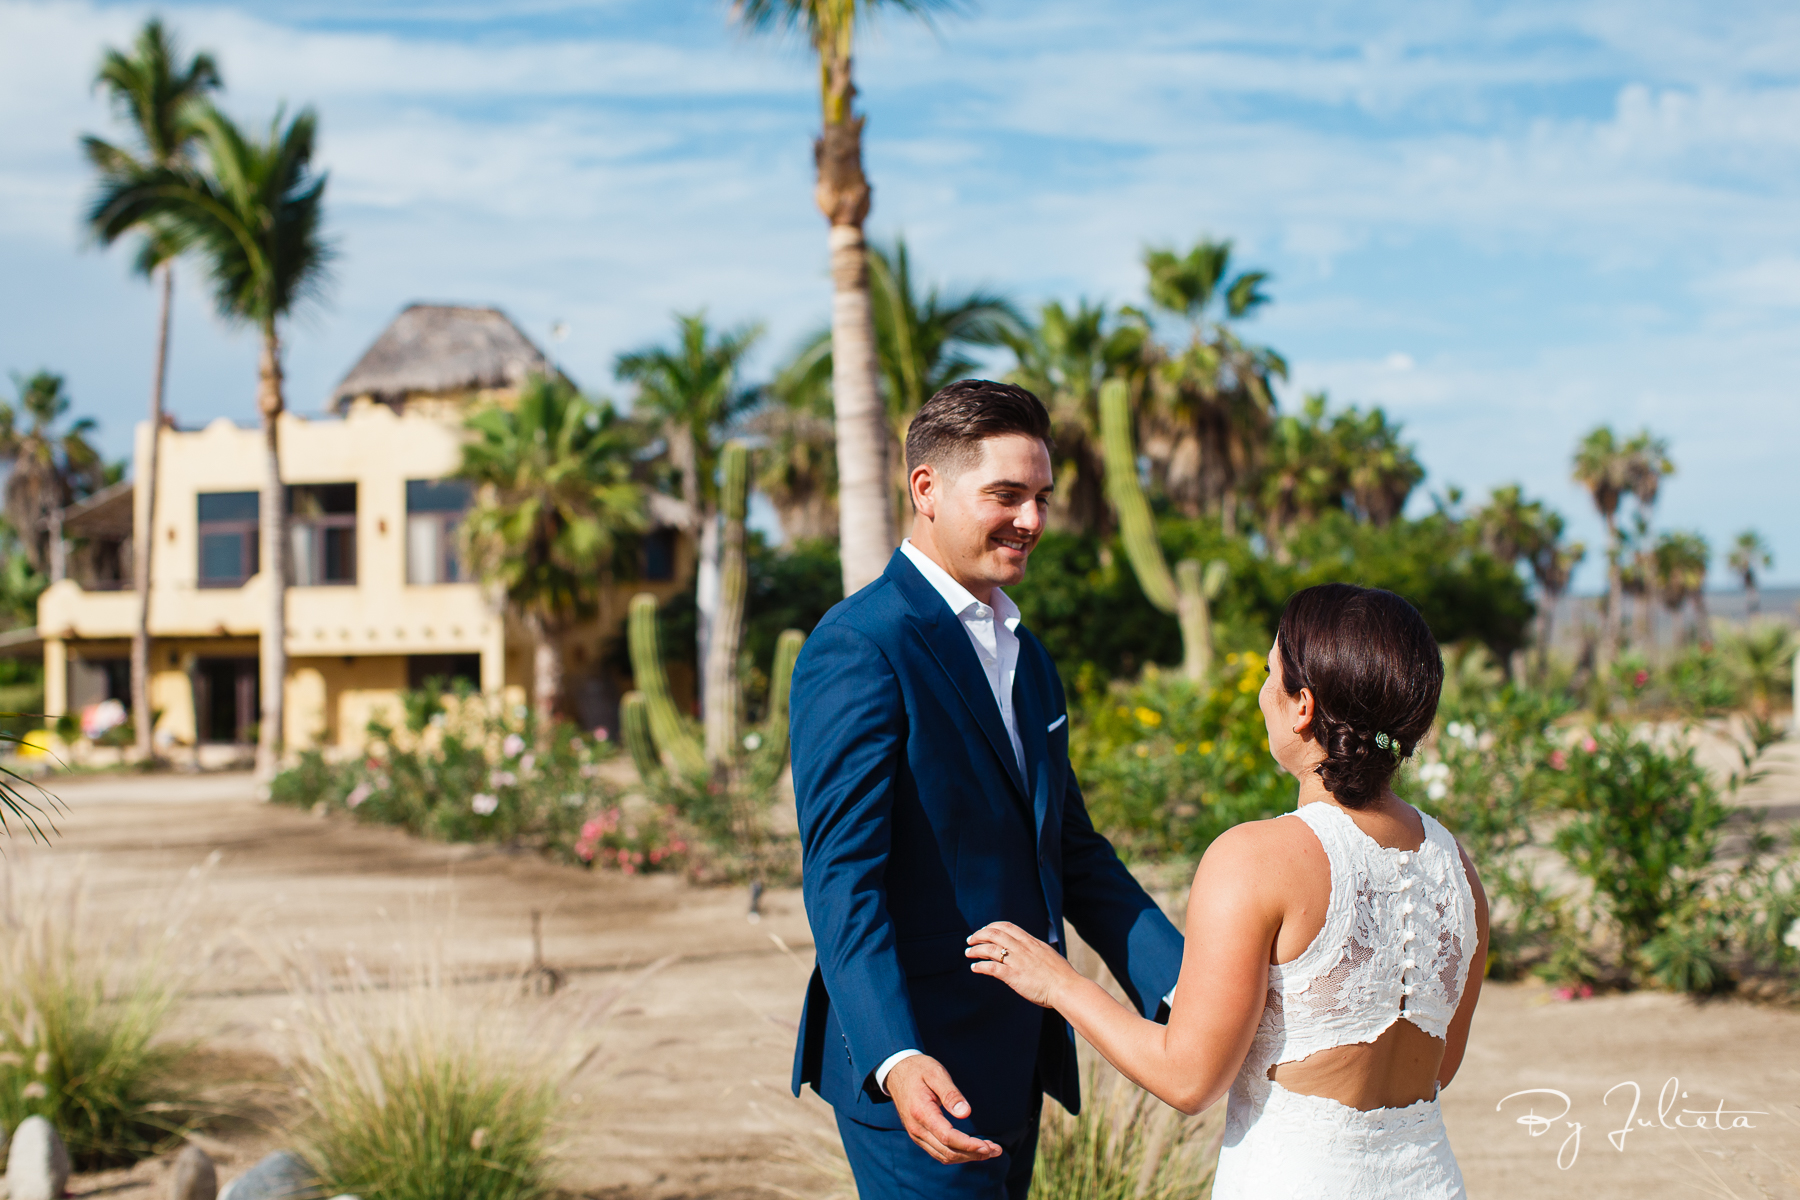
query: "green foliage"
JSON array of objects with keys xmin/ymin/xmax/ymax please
[
  {"xmin": 269, "ymin": 688, "xmax": 672, "ymax": 872},
  {"xmin": 1554, "ymin": 728, "xmax": 1727, "ymax": 963},
  {"xmin": 0, "ymin": 864, "xmax": 192, "ymax": 1168},
  {"xmin": 459, "ymin": 377, "xmax": 646, "ymax": 633},
  {"xmin": 1029, "ymin": 1067, "xmax": 1219, "ymax": 1200},
  {"xmin": 1398, "ymin": 680, "xmax": 1574, "ymax": 980},
  {"xmin": 1069, "ymin": 657, "xmax": 1291, "ymax": 862}
]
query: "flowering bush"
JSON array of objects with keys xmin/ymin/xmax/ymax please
[
  {"xmin": 271, "ymin": 687, "xmax": 683, "ymax": 875},
  {"xmin": 1069, "ymin": 654, "xmax": 1292, "ymax": 863}
]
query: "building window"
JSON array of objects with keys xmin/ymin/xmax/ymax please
[
  {"xmin": 643, "ymin": 527, "xmax": 677, "ymax": 582},
  {"xmin": 406, "ymin": 479, "xmax": 472, "ymax": 585},
  {"xmin": 407, "ymin": 653, "xmax": 481, "ymax": 691},
  {"xmin": 197, "ymin": 491, "xmax": 259, "ymax": 587},
  {"xmin": 289, "ymin": 483, "xmax": 357, "ymax": 586}
]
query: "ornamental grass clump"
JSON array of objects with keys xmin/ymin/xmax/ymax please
[
  {"xmin": 284, "ymin": 952, "xmax": 601, "ymax": 1200},
  {"xmin": 0, "ymin": 856, "xmax": 204, "ymax": 1168},
  {"xmin": 1029, "ymin": 1065, "xmax": 1221, "ymax": 1200}
]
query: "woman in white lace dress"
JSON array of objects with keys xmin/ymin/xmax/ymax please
[{"xmin": 967, "ymin": 583, "xmax": 1490, "ymax": 1198}]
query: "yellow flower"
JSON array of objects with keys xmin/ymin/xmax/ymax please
[
  {"xmin": 1134, "ymin": 707, "xmax": 1163, "ymax": 727},
  {"xmin": 1238, "ymin": 674, "xmax": 1257, "ymax": 694},
  {"xmin": 1135, "ymin": 744, "xmax": 1151, "ymax": 758},
  {"xmin": 1199, "ymin": 741, "xmax": 1215, "ymax": 755},
  {"xmin": 1225, "ymin": 652, "xmax": 1239, "ymax": 665},
  {"xmin": 1174, "ymin": 743, "xmax": 1187, "ymax": 755}
]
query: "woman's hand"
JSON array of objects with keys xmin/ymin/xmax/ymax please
[{"xmin": 966, "ymin": 922, "xmax": 1082, "ymax": 1008}]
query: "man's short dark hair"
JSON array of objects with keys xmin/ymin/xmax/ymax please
[{"xmin": 904, "ymin": 379, "xmax": 1053, "ymax": 477}]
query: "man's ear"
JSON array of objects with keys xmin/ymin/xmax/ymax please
[{"xmin": 910, "ymin": 463, "xmax": 938, "ymax": 519}]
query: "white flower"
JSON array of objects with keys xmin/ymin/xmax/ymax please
[
  {"xmin": 471, "ymin": 793, "xmax": 499, "ymax": 816},
  {"xmin": 1784, "ymin": 919, "xmax": 1800, "ymax": 952},
  {"xmin": 490, "ymin": 770, "xmax": 517, "ymax": 788},
  {"xmin": 1445, "ymin": 722, "xmax": 1464, "ymax": 740},
  {"xmin": 1418, "ymin": 761, "xmax": 1452, "ymax": 784},
  {"xmin": 743, "ymin": 732, "xmax": 763, "ymax": 751},
  {"xmin": 1427, "ymin": 780, "xmax": 1449, "ymax": 801},
  {"xmin": 519, "ymin": 753, "xmax": 536, "ymax": 775},
  {"xmin": 346, "ymin": 782, "xmax": 372, "ymax": 809},
  {"xmin": 502, "ymin": 733, "xmax": 526, "ymax": 758}
]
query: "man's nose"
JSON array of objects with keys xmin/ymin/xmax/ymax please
[{"xmin": 1014, "ymin": 501, "xmax": 1044, "ymax": 534}]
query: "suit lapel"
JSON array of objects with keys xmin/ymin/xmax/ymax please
[
  {"xmin": 888, "ymin": 553, "xmax": 1029, "ymax": 802},
  {"xmin": 1012, "ymin": 634, "xmax": 1052, "ymax": 845}
]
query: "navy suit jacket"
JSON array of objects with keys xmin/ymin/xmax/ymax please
[{"xmin": 789, "ymin": 549, "xmax": 1185, "ymax": 1135}]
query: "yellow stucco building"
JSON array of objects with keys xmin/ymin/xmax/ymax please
[{"xmin": 38, "ymin": 304, "xmax": 691, "ymax": 756}]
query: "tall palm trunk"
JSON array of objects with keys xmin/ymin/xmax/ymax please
[
  {"xmin": 529, "ymin": 611, "xmax": 563, "ymax": 736},
  {"xmin": 816, "ymin": 53, "xmax": 893, "ymax": 594},
  {"xmin": 255, "ymin": 325, "xmax": 287, "ymax": 781},
  {"xmin": 1535, "ymin": 585, "xmax": 1560, "ymax": 683},
  {"xmin": 132, "ymin": 262, "xmax": 171, "ymax": 762},
  {"xmin": 1602, "ymin": 513, "xmax": 1622, "ymax": 664}
]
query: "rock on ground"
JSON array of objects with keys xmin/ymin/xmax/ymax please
[
  {"xmin": 216, "ymin": 1150, "xmax": 318, "ymax": 1200},
  {"xmin": 4, "ymin": 1116, "xmax": 72, "ymax": 1200},
  {"xmin": 170, "ymin": 1143, "xmax": 220, "ymax": 1200}
]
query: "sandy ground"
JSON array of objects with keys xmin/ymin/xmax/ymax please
[{"xmin": 12, "ymin": 759, "xmax": 1800, "ymax": 1200}]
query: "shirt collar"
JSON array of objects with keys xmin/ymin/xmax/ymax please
[{"xmin": 900, "ymin": 538, "xmax": 1019, "ymax": 629}]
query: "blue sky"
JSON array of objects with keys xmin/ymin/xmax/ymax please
[{"xmin": 3, "ymin": 0, "xmax": 1796, "ymax": 588}]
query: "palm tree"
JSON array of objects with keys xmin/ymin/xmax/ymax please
[
  {"xmin": 1141, "ymin": 238, "xmax": 1286, "ymax": 530},
  {"xmin": 1572, "ymin": 425, "xmax": 1673, "ymax": 663},
  {"xmin": 751, "ymin": 352, "xmax": 839, "ymax": 543},
  {"xmin": 1727, "ymin": 530, "xmax": 1773, "ymax": 616},
  {"xmin": 1473, "ymin": 485, "xmax": 1584, "ymax": 679},
  {"xmin": 0, "ymin": 372, "xmax": 106, "ymax": 574},
  {"xmin": 90, "ymin": 103, "xmax": 332, "ymax": 778},
  {"xmin": 459, "ymin": 376, "xmax": 645, "ymax": 728},
  {"xmin": 782, "ymin": 238, "xmax": 1023, "ymax": 527},
  {"xmin": 82, "ymin": 19, "xmax": 220, "ymax": 763},
  {"xmin": 1653, "ymin": 531, "xmax": 1711, "ymax": 649},
  {"xmin": 730, "ymin": 0, "xmax": 963, "ymax": 595},
  {"xmin": 616, "ymin": 313, "xmax": 762, "ymax": 683},
  {"xmin": 1005, "ymin": 299, "xmax": 1150, "ymax": 535}
]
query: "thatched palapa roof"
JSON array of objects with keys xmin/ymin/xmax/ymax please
[{"xmin": 331, "ymin": 304, "xmax": 564, "ymax": 409}]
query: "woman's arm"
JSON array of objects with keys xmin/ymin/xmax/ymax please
[
  {"xmin": 968, "ymin": 821, "xmax": 1285, "ymax": 1115},
  {"xmin": 1436, "ymin": 841, "xmax": 1489, "ymax": 1090}
]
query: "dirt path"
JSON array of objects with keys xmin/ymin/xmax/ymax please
[{"xmin": 20, "ymin": 770, "xmax": 1800, "ymax": 1199}]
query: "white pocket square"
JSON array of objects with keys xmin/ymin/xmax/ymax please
[{"xmin": 1046, "ymin": 714, "xmax": 1067, "ymax": 732}]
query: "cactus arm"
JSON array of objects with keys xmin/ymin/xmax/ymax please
[
  {"xmin": 628, "ymin": 592, "xmax": 706, "ymax": 777},
  {"xmin": 1176, "ymin": 557, "xmax": 1230, "ymax": 682},
  {"xmin": 1099, "ymin": 378, "xmax": 1179, "ymax": 613},
  {"xmin": 620, "ymin": 692, "xmax": 663, "ymax": 785},
  {"xmin": 704, "ymin": 443, "xmax": 751, "ymax": 766},
  {"xmin": 763, "ymin": 628, "xmax": 806, "ymax": 764}
]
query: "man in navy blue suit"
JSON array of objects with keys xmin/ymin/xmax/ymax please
[{"xmin": 788, "ymin": 380, "xmax": 1186, "ymax": 1198}]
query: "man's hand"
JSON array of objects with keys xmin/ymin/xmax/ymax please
[{"xmin": 884, "ymin": 1055, "xmax": 1002, "ymax": 1165}]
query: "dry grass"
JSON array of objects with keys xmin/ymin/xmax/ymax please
[
  {"xmin": 1030, "ymin": 1066, "xmax": 1223, "ymax": 1200},
  {"xmin": 0, "ymin": 852, "xmax": 215, "ymax": 1168}
]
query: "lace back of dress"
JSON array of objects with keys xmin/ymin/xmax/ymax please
[{"xmin": 1267, "ymin": 803, "xmax": 1474, "ymax": 1067}]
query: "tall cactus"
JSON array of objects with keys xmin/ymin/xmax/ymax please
[
  {"xmin": 704, "ymin": 443, "xmax": 750, "ymax": 766},
  {"xmin": 1099, "ymin": 378, "xmax": 1230, "ymax": 682},
  {"xmin": 628, "ymin": 593, "xmax": 706, "ymax": 777}
]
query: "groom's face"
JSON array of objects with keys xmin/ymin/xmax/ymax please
[{"xmin": 913, "ymin": 433, "xmax": 1053, "ymax": 595}]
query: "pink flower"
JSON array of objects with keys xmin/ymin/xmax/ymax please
[
  {"xmin": 621, "ymin": 862, "xmax": 636, "ymax": 875},
  {"xmin": 1578, "ymin": 984, "xmax": 1593, "ymax": 999},
  {"xmin": 593, "ymin": 726, "xmax": 609, "ymax": 742},
  {"xmin": 1634, "ymin": 670, "xmax": 1649, "ymax": 687},
  {"xmin": 1548, "ymin": 750, "xmax": 1567, "ymax": 770},
  {"xmin": 1582, "ymin": 737, "xmax": 1598, "ymax": 753},
  {"xmin": 502, "ymin": 733, "xmax": 526, "ymax": 758},
  {"xmin": 575, "ymin": 839, "xmax": 596, "ymax": 862},
  {"xmin": 1554, "ymin": 986, "xmax": 1574, "ymax": 1001},
  {"xmin": 581, "ymin": 818, "xmax": 604, "ymax": 841},
  {"xmin": 671, "ymin": 839, "xmax": 688, "ymax": 853},
  {"xmin": 649, "ymin": 848, "xmax": 664, "ymax": 864},
  {"xmin": 346, "ymin": 782, "xmax": 372, "ymax": 809},
  {"xmin": 471, "ymin": 793, "xmax": 499, "ymax": 815}
]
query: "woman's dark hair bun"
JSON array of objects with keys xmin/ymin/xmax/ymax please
[{"xmin": 1276, "ymin": 583, "xmax": 1443, "ymax": 809}]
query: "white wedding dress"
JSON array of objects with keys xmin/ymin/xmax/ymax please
[{"xmin": 1211, "ymin": 800, "xmax": 1478, "ymax": 1199}]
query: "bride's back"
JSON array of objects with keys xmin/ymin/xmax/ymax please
[{"xmin": 1253, "ymin": 794, "xmax": 1479, "ymax": 1111}]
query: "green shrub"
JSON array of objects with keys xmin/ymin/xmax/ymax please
[
  {"xmin": 1030, "ymin": 1067, "xmax": 1220, "ymax": 1200},
  {"xmin": 270, "ymin": 687, "xmax": 677, "ymax": 873},
  {"xmin": 1069, "ymin": 656, "xmax": 1290, "ymax": 863},
  {"xmin": 0, "ymin": 861, "xmax": 194, "ymax": 1168}
]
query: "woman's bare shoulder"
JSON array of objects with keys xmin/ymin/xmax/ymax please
[{"xmin": 1196, "ymin": 812, "xmax": 1321, "ymax": 881}]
